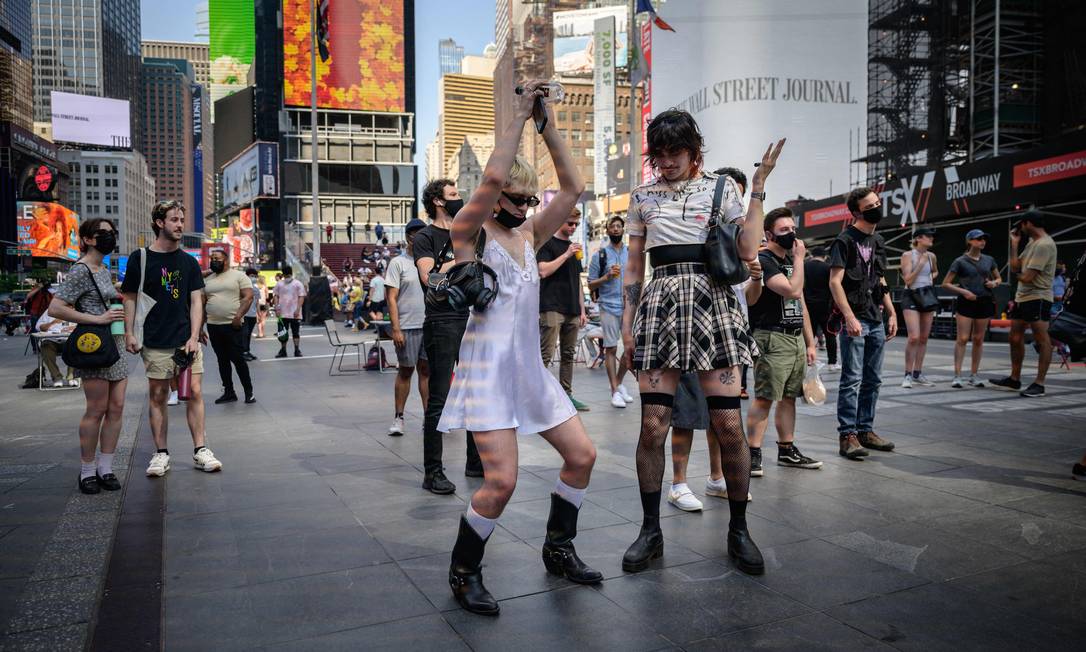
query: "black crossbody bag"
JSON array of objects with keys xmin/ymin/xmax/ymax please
[
  {"xmin": 62, "ymin": 263, "xmax": 121, "ymax": 369},
  {"xmin": 425, "ymin": 230, "xmax": 487, "ymax": 309},
  {"xmin": 703, "ymin": 175, "xmax": 750, "ymax": 285}
]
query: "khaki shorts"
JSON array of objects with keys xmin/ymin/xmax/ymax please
[
  {"xmin": 753, "ymin": 330, "xmax": 805, "ymax": 401},
  {"xmin": 141, "ymin": 346, "xmax": 204, "ymax": 380}
]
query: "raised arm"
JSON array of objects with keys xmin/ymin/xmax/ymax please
[
  {"xmin": 740, "ymin": 139, "xmax": 787, "ymax": 261},
  {"xmin": 529, "ymin": 105, "xmax": 586, "ymax": 249},
  {"xmin": 451, "ymin": 83, "xmax": 539, "ymax": 260}
]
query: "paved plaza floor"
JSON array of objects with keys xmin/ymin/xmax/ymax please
[{"xmin": 1, "ymin": 324, "xmax": 1085, "ymax": 650}]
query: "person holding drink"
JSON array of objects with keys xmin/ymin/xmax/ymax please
[
  {"xmin": 48, "ymin": 218, "xmax": 130, "ymax": 494},
  {"xmin": 538, "ymin": 207, "xmax": 590, "ymax": 411},
  {"xmin": 587, "ymin": 216, "xmax": 634, "ymax": 407}
]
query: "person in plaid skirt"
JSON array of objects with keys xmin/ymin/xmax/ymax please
[{"xmin": 619, "ymin": 109, "xmax": 785, "ymax": 576}]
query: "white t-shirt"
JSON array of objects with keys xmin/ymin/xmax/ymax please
[
  {"xmin": 626, "ymin": 171, "xmax": 746, "ymax": 250},
  {"xmin": 273, "ymin": 278, "xmax": 306, "ymax": 319},
  {"xmin": 369, "ymin": 276, "xmax": 386, "ymax": 303},
  {"xmin": 383, "ymin": 254, "xmax": 425, "ymax": 330}
]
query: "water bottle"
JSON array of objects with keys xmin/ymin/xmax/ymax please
[
  {"xmin": 516, "ymin": 82, "xmax": 565, "ymax": 104},
  {"xmin": 177, "ymin": 364, "xmax": 192, "ymax": 402},
  {"xmin": 109, "ymin": 301, "xmax": 124, "ymax": 336}
]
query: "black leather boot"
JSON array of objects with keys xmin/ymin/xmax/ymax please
[
  {"xmin": 449, "ymin": 516, "xmax": 500, "ymax": 615},
  {"xmin": 622, "ymin": 515, "xmax": 664, "ymax": 572},
  {"xmin": 541, "ymin": 494, "xmax": 602, "ymax": 584},
  {"xmin": 727, "ymin": 527, "xmax": 765, "ymax": 575}
]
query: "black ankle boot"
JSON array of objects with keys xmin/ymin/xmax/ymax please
[
  {"xmin": 541, "ymin": 494, "xmax": 602, "ymax": 584},
  {"xmin": 727, "ymin": 526, "xmax": 765, "ymax": 575},
  {"xmin": 449, "ymin": 516, "xmax": 500, "ymax": 616},
  {"xmin": 622, "ymin": 515, "xmax": 664, "ymax": 573}
]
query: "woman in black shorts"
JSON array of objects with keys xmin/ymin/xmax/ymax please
[
  {"xmin": 942, "ymin": 229, "xmax": 1001, "ymax": 388},
  {"xmin": 900, "ymin": 227, "xmax": 939, "ymax": 387}
]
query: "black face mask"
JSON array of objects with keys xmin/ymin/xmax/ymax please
[
  {"xmin": 773, "ymin": 232, "xmax": 796, "ymax": 251},
  {"xmin": 860, "ymin": 207, "xmax": 883, "ymax": 224},
  {"xmin": 443, "ymin": 199, "xmax": 464, "ymax": 217},
  {"xmin": 210, "ymin": 260, "xmax": 225, "ymax": 273},
  {"xmin": 608, "ymin": 234, "xmax": 623, "ymax": 245},
  {"xmin": 92, "ymin": 232, "xmax": 116, "ymax": 255},
  {"xmin": 494, "ymin": 207, "xmax": 526, "ymax": 229}
]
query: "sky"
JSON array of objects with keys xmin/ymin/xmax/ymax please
[{"xmin": 139, "ymin": 0, "xmax": 496, "ymax": 202}]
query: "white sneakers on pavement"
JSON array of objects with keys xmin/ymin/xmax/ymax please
[
  {"xmin": 167, "ymin": 390, "xmax": 179, "ymax": 406},
  {"xmin": 704, "ymin": 477, "xmax": 752, "ymax": 502},
  {"xmin": 667, "ymin": 484, "xmax": 703, "ymax": 511},
  {"xmin": 611, "ymin": 391, "xmax": 627, "ymax": 408},
  {"xmin": 901, "ymin": 375, "xmax": 913, "ymax": 389},
  {"xmin": 826, "ymin": 363, "xmax": 842, "ymax": 372},
  {"xmin": 146, "ymin": 452, "xmax": 170, "ymax": 477},
  {"xmin": 388, "ymin": 417, "xmax": 405, "ymax": 435},
  {"xmin": 618, "ymin": 385, "xmax": 635, "ymax": 403},
  {"xmin": 914, "ymin": 374, "xmax": 936, "ymax": 387},
  {"xmin": 193, "ymin": 447, "xmax": 223, "ymax": 472}
]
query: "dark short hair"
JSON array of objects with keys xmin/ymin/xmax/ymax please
[
  {"xmin": 1020, "ymin": 208, "xmax": 1045, "ymax": 229},
  {"xmin": 281, "ymin": 266, "xmax": 293, "ymax": 276},
  {"xmin": 713, "ymin": 166, "xmax": 747, "ymax": 192},
  {"xmin": 764, "ymin": 207, "xmax": 795, "ymax": 233},
  {"xmin": 810, "ymin": 245, "xmax": 828, "ymax": 257},
  {"xmin": 422, "ymin": 178, "xmax": 455, "ymax": 219},
  {"xmin": 846, "ymin": 187, "xmax": 875, "ymax": 215},
  {"xmin": 244, "ymin": 267, "xmax": 259, "ymax": 276},
  {"xmin": 151, "ymin": 200, "xmax": 186, "ymax": 236},
  {"xmin": 607, "ymin": 216, "xmax": 625, "ymax": 228},
  {"xmin": 78, "ymin": 218, "xmax": 115, "ymax": 253},
  {"xmin": 646, "ymin": 109, "xmax": 705, "ymax": 171}
]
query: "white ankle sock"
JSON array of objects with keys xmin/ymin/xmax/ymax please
[
  {"xmin": 671, "ymin": 482, "xmax": 690, "ymax": 494},
  {"xmin": 97, "ymin": 453, "xmax": 114, "ymax": 476},
  {"xmin": 554, "ymin": 478, "xmax": 586, "ymax": 508},
  {"xmin": 706, "ymin": 476, "xmax": 726, "ymax": 489},
  {"xmin": 465, "ymin": 503, "xmax": 496, "ymax": 539},
  {"xmin": 80, "ymin": 460, "xmax": 97, "ymax": 480}
]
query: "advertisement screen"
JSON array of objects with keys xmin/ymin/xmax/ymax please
[
  {"xmin": 209, "ymin": 0, "xmax": 255, "ymax": 106},
  {"xmin": 17, "ymin": 202, "xmax": 80, "ymax": 261},
  {"xmin": 283, "ymin": 0, "xmax": 406, "ymax": 112},
  {"xmin": 221, "ymin": 141, "xmax": 279, "ymax": 207},
  {"xmin": 553, "ymin": 6, "xmax": 628, "ymax": 76},
  {"xmin": 649, "ymin": 0, "xmax": 867, "ymax": 200},
  {"xmin": 50, "ymin": 92, "xmax": 131, "ymax": 148}
]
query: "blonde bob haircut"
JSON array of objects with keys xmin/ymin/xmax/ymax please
[{"xmin": 506, "ymin": 155, "xmax": 539, "ymax": 194}]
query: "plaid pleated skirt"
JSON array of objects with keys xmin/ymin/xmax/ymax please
[{"xmin": 633, "ymin": 263, "xmax": 758, "ymax": 371}]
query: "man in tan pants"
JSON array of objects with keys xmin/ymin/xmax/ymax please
[{"xmin": 537, "ymin": 208, "xmax": 588, "ymax": 411}]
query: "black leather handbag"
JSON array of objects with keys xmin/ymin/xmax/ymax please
[
  {"xmin": 425, "ymin": 230, "xmax": 488, "ymax": 310},
  {"xmin": 703, "ymin": 175, "xmax": 750, "ymax": 285},
  {"xmin": 1050, "ymin": 309, "xmax": 1086, "ymax": 361},
  {"xmin": 62, "ymin": 264, "xmax": 121, "ymax": 370}
]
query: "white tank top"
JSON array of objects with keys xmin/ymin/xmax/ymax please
[{"xmin": 908, "ymin": 250, "xmax": 933, "ymax": 289}]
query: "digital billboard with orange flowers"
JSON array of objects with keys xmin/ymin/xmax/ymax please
[
  {"xmin": 16, "ymin": 202, "xmax": 80, "ymax": 261},
  {"xmin": 283, "ymin": 0, "xmax": 406, "ymax": 112}
]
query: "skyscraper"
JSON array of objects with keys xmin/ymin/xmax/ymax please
[
  {"xmin": 438, "ymin": 68, "xmax": 493, "ymax": 179},
  {"xmin": 142, "ymin": 40, "xmax": 210, "ymax": 88},
  {"xmin": 60, "ymin": 150, "xmax": 155, "ymax": 254},
  {"xmin": 31, "ymin": 0, "xmax": 142, "ymax": 150},
  {"xmin": 438, "ymin": 37, "xmax": 463, "ymax": 75},
  {"xmin": 0, "ymin": 1, "xmax": 33, "ymax": 130}
]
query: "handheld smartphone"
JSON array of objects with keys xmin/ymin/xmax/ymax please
[{"xmin": 532, "ymin": 96, "xmax": 547, "ymax": 134}]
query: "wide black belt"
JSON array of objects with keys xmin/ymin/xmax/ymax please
[{"xmin": 649, "ymin": 244, "xmax": 704, "ymax": 268}]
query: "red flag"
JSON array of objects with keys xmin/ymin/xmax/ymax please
[{"xmin": 635, "ymin": 0, "xmax": 675, "ymax": 32}]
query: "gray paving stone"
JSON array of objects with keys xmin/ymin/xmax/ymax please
[
  {"xmin": 0, "ymin": 623, "xmax": 85, "ymax": 651},
  {"xmin": 261, "ymin": 613, "xmax": 470, "ymax": 652},
  {"xmin": 237, "ymin": 525, "xmax": 390, "ymax": 584},
  {"xmin": 685, "ymin": 612, "xmax": 891, "ymax": 651},
  {"xmin": 4, "ymin": 575, "xmax": 99, "ymax": 634},
  {"xmin": 919, "ymin": 504, "xmax": 1086, "ymax": 557}
]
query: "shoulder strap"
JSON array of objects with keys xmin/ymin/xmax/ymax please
[
  {"xmin": 139, "ymin": 247, "xmax": 147, "ymax": 288},
  {"xmin": 709, "ymin": 175, "xmax": 728, "ymax": 226},
  {"xmin": 77, "ymin": 262, "xmax": 111, "ymax": 310}
]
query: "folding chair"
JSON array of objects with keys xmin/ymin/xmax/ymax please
[{"xmin": 323, "ymin": 319, "xmax": 364, "ymax": 375}]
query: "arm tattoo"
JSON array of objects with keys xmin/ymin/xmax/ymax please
[
  {"xmin": 719, "ymin": 370, "xmax": 736, "ymax": 386},
  {"xmin": 624, "ymin": 282, "xmax": 643, "ymax": 309}
]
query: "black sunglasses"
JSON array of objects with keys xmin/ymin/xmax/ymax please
[{"xmin": 502, "ymin": 191, "xmax": 540, "ymax": 207}]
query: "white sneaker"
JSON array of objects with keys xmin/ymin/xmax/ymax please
[
  {"xmin": 914, "ymin": 374, "xmax": 936, "ymax": 387},
  {"xmin": 68, "ymin": 379, "xmax": 80, "ymax": 387},
  {"xmin": 951, "ymin": 376, "xmax": 964, "ymax": 388},
  {"xmin": 193, "ymin": 447, "xmax": 222, "ymax": 472},
  {"xmin": 667, "ymin": 485, "xmax": 703, "ymax": 511},
  {"xmin": 968, "ymin": 375, "xmax": 986, "ymax": 388},
  {"xmin": 901, "ymin": 375, "xmax": 913, "ymax": 389},
  {"xmin": 610, "ymin": 391, "xmax": 627, "ymax": 408},
  {"xmin": 704, "ymin": 477, "xmax": 752, "ymax": 502},
  {"xmin": 618, "ymin": 385, "xmax": 635, "ymax": 403},
  {"xmin": 167, "ymin": 390, "xmax": 179, "ymax": 406},
  {"xmin": 388, "ymin": 417, "xmax": 405, "ymax": 435},
  {"xmin": 146, "ymin": 452, "xmax": 170, "ymax": 477},
  {"xmin": 826, "ymin": 363, "xmax": 842, "ymax": 372},
  {"xmin": 52, "ymin": 380, "xmax": 64, "ymax": 388}
]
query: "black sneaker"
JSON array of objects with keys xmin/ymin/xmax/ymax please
[
  {"xmin": 244, "ymin": 394, "xmax": 257, "ymax": 404},
  {"xmin": 294, "ymin": 349, "xmax": 303, "ymax": 358},
  {"xmin": 464, "ymin": 461, "xmax": 484, "ymax": 478},
  {"xmin": 777, "ymin": 444, "xmax": 823, "ymax": 470},
  {"xmin": 275, "ymin": 349, "xmax": 287, "ymax": 359},
  {"xmin": 214, "ymin": 393, "xmax": 238, "ymax": 404},
  {"xmin": 749, "ymin": 448, "xmax": 764, "ymax": 477},
  {"xmin": 1073, "ymin": 464, "xmax": 1086, "ymax": 481},
  {"xmin": 423, "ymin": 470, "xmax": 456, "ymax": 495},
  {"xmin": 1019, "ymin": 383, "xmax": 1045, "ymax": 398},
  {"xmin": 990, "ymin": 376, "xmax": 1022, "ymax": 391}
]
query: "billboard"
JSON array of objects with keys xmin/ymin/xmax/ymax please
[
  {"xmin": 16, "ymin": 202, "xmax": 80, "ymax": 261},
  {"xmin": 649, "ymin": 0, "xmax": 867, "ymax": 199},
  {"xmin": 221, "ymin": 141, "xmax": 279, "ymax": 207},
  {"xmin": 192, "ymin": 84, "xmax": 205, "ymax": 232},
  {"xmin": 50, "ymin": 92, "xmax": 131, "ymax": 148},
  {"xmin": 282, "ymin": 0, "xmax": 406, "ymax": 111},
  {"xmin": 209, "ymin": 0, "xmax": 255, "ymax": 107},
  {"xmin": 593, "ymin": 15, "xmax": 617, "ymax": 194},
  {"xmin": 553, "ymin": 6, "xmax": 628, "ymax": 76}
]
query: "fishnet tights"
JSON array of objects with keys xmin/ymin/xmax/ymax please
[
  {"xmin": 708, "ymin": 407, "xmax": 751, "ymax": 500},
  {"xmin": 635, "ymin": 403, "xmax": 673, "ymax": 493}
]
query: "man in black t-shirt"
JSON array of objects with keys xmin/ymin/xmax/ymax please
[
  {"xmin": 745, "ymin": 208, "xmax": 821, "ymax": 475},
  {"xmin": 537, "ymin": 207, "xmax": 588, "ymax": 411},
  {"xmin": 122, "ymin": 200, "xmax": 222, "ymax": 477},
  {"xmin": 828, "ymin": 187, "xmax": 898, "ymax": 460},
  {"xmin": 412, "ymin": 178, "xmax": 482, "ymax": 494},
  {"xmin": 803, "ymin": 246, "xmax": 838, "ymax": 369}
]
